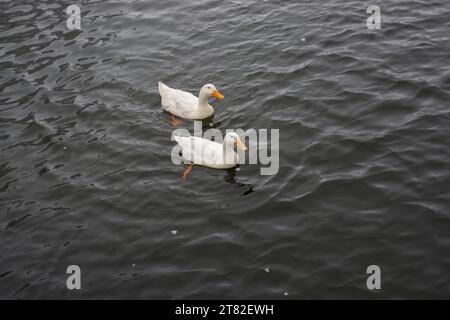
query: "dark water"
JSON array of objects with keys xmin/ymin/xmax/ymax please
[{"xmin": 1, "ymin": 0, "xmax": 450, "ymax": 299}]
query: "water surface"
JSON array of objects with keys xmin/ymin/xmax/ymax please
[{"xmin": 1, "ymin": 0, "xmax": 450, "ymax": 299}]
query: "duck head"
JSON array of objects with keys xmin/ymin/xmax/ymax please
[
  {"xmin": 200, "ymin": 84, "xmax": 224, "ymax": 100},
  {"xmin": 224, "ymin": 132, "xmax": 247, "ymax": 151}
]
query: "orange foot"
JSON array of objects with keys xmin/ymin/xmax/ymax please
[
  {"xmin": 171, "ymin": 115, "xmax": 183, "ymax": 127},
  {"xmin": 182, "ymin": 164, "xmax": 193, "ymax": 180}
]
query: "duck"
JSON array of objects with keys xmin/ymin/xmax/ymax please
[
  {"xmin": 158, "ymin": 82, "xmax": 224, "ymax": 125},
  {"xmin": 174, "ymin": 132, "xmax": 247, "ymax": 180}
]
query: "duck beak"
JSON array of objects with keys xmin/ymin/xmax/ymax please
[
  {"xmin": 212, "ymin": 90, "xmax": 224, "ymax": 100},
  {"xmin": 236, "ymin": 138, "xmax": 247, "ymax": 151}
]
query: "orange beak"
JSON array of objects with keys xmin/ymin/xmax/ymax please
[
  {"xmin": 212, "ymin": 90, "xmax": 224, "ymax": 100},
  {"xmin": 236, "ymin": 138, "xmax": 247, "ymax": 151}
]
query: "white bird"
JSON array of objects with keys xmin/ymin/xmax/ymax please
[
  {"xmin": 174, "ymin": 132, "xmax": 247, "ymax": 180},
  {"xmin": 158, "ymin": 82, "xmax": 224, "ymax": 125}
]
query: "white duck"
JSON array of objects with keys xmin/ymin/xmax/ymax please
[
  {"xmin": 174, "ymin": 132, "xmax": 247, "ymax": 180},
  {"xmin": 158, "ymin": 82, "xmax": 224, "ymax": 125}
]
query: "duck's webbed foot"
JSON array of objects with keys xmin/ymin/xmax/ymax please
[
  {"xmin": 182, "ymin": 163, "xmax": 193, "ymax": 180},
  {"xmin": 171, "ymin": 115, "xmax": 183, "ymax": 127}
]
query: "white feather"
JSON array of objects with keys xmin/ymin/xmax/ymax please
[
  {"xmin": 174, "ymin": 135, "xmax": 239, "ymax": 169},
  {"xmin": 158, "ymin": 82, "xmax": 215, "ymax": 119}
]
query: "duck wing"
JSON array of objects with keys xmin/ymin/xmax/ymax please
[
  {"xmin": 174, "ymin": 136, "xmax": 224, "ymax": 166},
  {"xmin": 158, "ymin": 82, "xmax": 198, "ymax": 118}
]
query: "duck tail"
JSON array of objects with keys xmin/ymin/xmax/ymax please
[
  {"xmin": 173, "ymin": 134, "xmax": 186, "ymax": 145},
  {"xmin": 173, "ymin": 134, "xmax": 181, "ymax": 144},
  {"xmin": 158, "ymin": 81, "xmax": 170, "ymax": 96}
]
